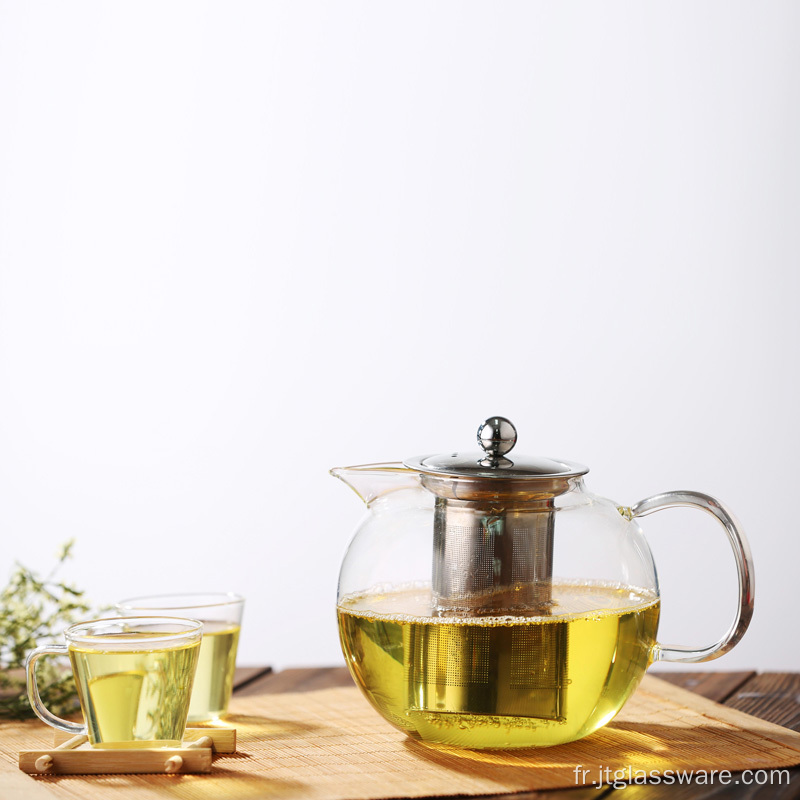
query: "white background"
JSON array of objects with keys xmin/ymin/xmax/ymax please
[{"xmin": 0, "ymin": 2, "xmax": 797, "ymax": 671}]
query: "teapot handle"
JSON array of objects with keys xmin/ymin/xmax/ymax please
[{"xmin": 630, "ymin": 490, "xmax": 754, "ymax": 663}]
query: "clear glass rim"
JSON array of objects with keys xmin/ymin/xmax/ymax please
[
  {"xmin": 64, "ymin": 615, "xmax": 204, "ymax": 650},
  {"xmin": 116, "ymin": 592, "xmax": 245, "ymax": 611}
]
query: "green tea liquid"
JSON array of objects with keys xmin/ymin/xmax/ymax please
[
  {"xmin": 338, "ymin": 582, "xmax": 659, "ymax": 749},
  {"xmin": 69, "ymin": 634, "xmax": 199, "ymax": 748},
  {"xmin": 187, "ymin": 622, "xmax": 241, "ymax": 722}
]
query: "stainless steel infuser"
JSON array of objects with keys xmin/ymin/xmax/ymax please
[{"xmin": 405, "ymin": 416, "xmax": 587, "ymax": 617}]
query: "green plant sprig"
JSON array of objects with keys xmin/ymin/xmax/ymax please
[{"xmin": 0, "ymin": 540, "xmax": 93, "ymax": 719}]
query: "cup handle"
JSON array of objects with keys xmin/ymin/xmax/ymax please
[
  {"xmin": 26, "ymin": 645, "xmax": 86, "ymax": 735},
  {"xmin": 630, "ymin": 490, "xmax": 755, "ymax": 663}
]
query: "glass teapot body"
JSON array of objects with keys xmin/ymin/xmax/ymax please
[
  {"xmin": 332, "ymin": 420, "xmax": 753, "ymax": 750},
  {"xmin": 335, "ymin": 466, "xmax": 660, "ymax": 749}
]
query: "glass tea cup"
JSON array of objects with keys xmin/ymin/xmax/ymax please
[
  {"xmin": 116, "ymin": 593, "xmax": 244, "ymax": 723},
  {"xmin": 26, "ymin": 616, "xmax": 203, "ymax": 749}
]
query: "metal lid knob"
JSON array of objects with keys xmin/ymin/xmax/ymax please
[
  {"xmin": 477, "ymin": 416, "xmax": 517, "ymax": 467},
  {"xmin": 403, "ymin": 416, "xmax": 588, "ymax": 480}
]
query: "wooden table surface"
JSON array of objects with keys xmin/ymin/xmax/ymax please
[{"xmin": 233, "ymin": 667, "xmax": 800, "ymax": 800}]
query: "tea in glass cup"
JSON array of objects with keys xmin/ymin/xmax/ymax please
[
  {"xmin": 117, "ymin": 593, "xmax": 244, "ymax": 723},
  {"xmin": 26, "ymin": 616, "xmax": 203, "ymax": 748}
]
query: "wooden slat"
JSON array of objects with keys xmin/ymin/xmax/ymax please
[
  {"xmin": 725, "ymin": 673, "xmax": 800, "ymax": 732},
  {"xmin": 232, "ymin": 665, "xmax": 273, "ymax": 691},
  {"xmin": 233, "ymin": 665, "xmax": 353, "ymax": 697},
  {"xmin": 52, "ymin": 727, "xmax": 237, "ymax": 754},
  {"xmin": 19, "ymin": 747, "xmax": 213, "ymax": 775},
  {"xmin": 651, "ymin": 671, "xmax": 756, "ymax": 703},
  {"xmin": 720, "ymin": 673, "xmax": 800, "ymax": 800}
]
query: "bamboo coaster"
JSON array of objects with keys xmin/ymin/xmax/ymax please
[{"xmin": 18, "ymin": 727, "xmax": 237, "ymax": 775}]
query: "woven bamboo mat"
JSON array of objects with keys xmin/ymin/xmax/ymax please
[{"xmin": 2, "ymin": 675, "xmax": 800, "ymax": 799}]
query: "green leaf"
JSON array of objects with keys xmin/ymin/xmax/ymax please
[{"xmin": 0, "ymin": 540, "xmax": 99, "ymax": 719}]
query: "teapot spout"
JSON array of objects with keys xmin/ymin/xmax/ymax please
[{"xmin": 330, "ymin": 463, "xmax": 421, "ymax": 506}]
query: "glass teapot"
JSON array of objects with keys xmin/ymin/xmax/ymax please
[{"xmin": 332, "ymin": 416, "xmax": 754, "ymax": 749}]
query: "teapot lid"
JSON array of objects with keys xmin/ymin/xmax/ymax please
[{"xmin": 403, "ymin": 416, "xmax": 588, "ymax": 479}]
